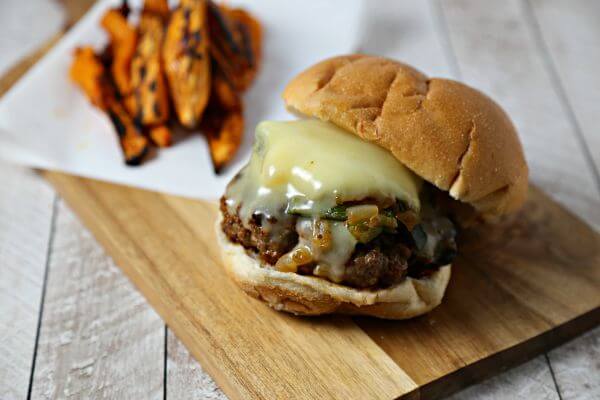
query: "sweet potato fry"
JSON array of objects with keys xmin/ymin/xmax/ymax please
[
  {"xmin": 72, "ymin": 48, "xmax": 149, "ymax": 164},
  {"xmin": 163, "ymin": 0, "xmax": 211, "ymax": 128},
  {"xmin": 149, "ymin": 125, "xmax": 172, "ymax": 147},
  {"xmin": 207, "ymin": 2, "xmax": 262, "ymax": 92},
  {"xmin": 203, "ymin": 108, "xmax": 244, "ymax": 174},
  {"xmin": 105, "ymin": 93, "xmax": 149, "ymax": 165},
  {"xmin": 212, "ymin": 67, "xmax": 241, "ymax": 111},
  {"xmin": 202, "ymin": 69, "xmax": 243, "ymax": 173},
  {"xmin": 70, "ymin": 47, "xmax": 105, "ymax": 108},
  {"xmin": 225, "ymin": 7, "xmax": 262, "ymax": 89},
  {"xmin": 143, "ymin": 0, "xmax": 170, "ymax": 20},
  {"xmin": 70, "ymin": 0, "xmax": 260, "ymax": 169},
  {"xmin": 101, "ymin": 9, "xmax": 137, "ymax": 95},
  {"xmin": 129, "ymin": 13, "xmax": 170, "ymax": 126}
]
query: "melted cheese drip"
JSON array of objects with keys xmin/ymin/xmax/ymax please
[{"xmin": 295, "ymin": 218, "xmax": 357, "ymax": 283}]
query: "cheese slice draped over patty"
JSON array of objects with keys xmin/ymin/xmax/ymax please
[{"xmin": 225, "ymin": 119, "xmax": 422, "ymax": 225}]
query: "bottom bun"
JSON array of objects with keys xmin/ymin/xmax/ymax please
[{"xmin": 215, "ymin": 217, "xmax": 451, "ymax": 319}]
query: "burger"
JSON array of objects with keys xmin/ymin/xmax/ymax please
[{"xmin": 215, "ymin": 55, "xmax": 528, "ymax": 319}]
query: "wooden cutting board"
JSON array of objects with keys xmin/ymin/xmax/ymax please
[{"xmin": 43, "ymin": 172, "xmax": 600, "ymax": 400}]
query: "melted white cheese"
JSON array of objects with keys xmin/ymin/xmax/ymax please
[
  {"xmin": 226, "ymin": 120, "xmax": 421, "ymax": 221},
  {"xmin": 295, "ymin": 218, "xmax": 357, "ymax": 282},
  {"xmin": 258, "ymin": 120, "xmax": 420, "ymax": 208},
  {"xmin": 224, "ymin": 119, "xmax": 423, "ymax": 283}
]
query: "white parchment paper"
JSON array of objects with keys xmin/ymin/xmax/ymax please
[{"xmin": 0, "ymin": 0, "xmax": 363, "ymax": 199}]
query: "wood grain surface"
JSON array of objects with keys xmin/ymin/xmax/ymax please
[
  {"xmin": 1, "ymin": 0, "xmax": 600, "ymax": 399},
  {"xmin": 440, "ymin": 1, "xmax": 600, "ymax": 397},
  {"xmin": 44, "ymin": 173, "xmax": 418, "ymax": 400},
  {"xmin": 356, "ymin": 187, "xmax": 600, "ymax": 398},
  {"xmin": 43, "ymin": 170, "xmax": 600, "ymax": 400},
  {"xmin": 360, "ymin": 3, "xmax": 583, "ymax": 398},
  {"xmin": 0, "ymin": 164, "xmax": 55, "ymax": 400}
]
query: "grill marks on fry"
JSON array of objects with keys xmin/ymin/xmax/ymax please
[
  {"xmin": 163, "ymin": 0, "xmax": 211, "ymax": 128},
  {"xmin": 202, "ymin": 67, "xmax": 244, "ymax": 173},
  {"xmin": 238, "ymin": 22, "xmax": 254, "ymax": 66},
  {"xmin": 108, "ymin": 110, "xmax": 127, "ymax": 137},
  {"xmin": 70, "ymin": 47, "xmax": 149, "ymax": 165},
  {"xmin": 105, "ymin": 85, "xmax": 150, "ymax": 166},
  {"xmin": 130, "ymin": 12, "xmax": 170, "ymax": 126},
  {"xmin": 202, "ymin": 105, "xmax": 243, "ymax": 173},
  {"xmin": 207, "ymin": 3, "xmax": 262, "ymax": 92},
  {"xmin": 193, "ymin": 30, "xmax": 203, "ymax": 43},
  {"xmin": 185, "ymin": 48, "xmax": 205, "ymax": 59},
  {"xmin": 209, "ymin": 2, "xmax": 242, "ymax": 55},
  {"xmin": 70, "ymin": 0, "xmax": 262, "ymax": 169},
  {"xmin": 101, "ymin": 10, "xmax": 137, "ymax": 95},
  {"xmin": 201, "ymin": 2, "xmax": 262, "ymax": 173}
]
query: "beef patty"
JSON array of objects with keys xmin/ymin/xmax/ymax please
[
  {"xmin": 220, "ymin": 197, "xmax": 454, "ymax": 289},
  {"xmin": 220, "ymin": 197, "xmax": 298, "ymax": 265}
]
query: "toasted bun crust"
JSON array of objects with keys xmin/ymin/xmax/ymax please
[
  {"xmin": 283, "ymin": 55, "xmax": 529, "ymax": 217},
  {"xmin": 216, "ymin": 217, "xmax": 451, "ymax": 319}
]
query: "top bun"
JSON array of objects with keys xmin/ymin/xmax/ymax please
[{"xmin": 283, "ymin": 55, "xmax": 528, "ymax": 217}]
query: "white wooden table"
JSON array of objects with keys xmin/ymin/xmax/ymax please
[{"xmin": 1, "ymin": 0, "xmax": 599, "ymax": 399}]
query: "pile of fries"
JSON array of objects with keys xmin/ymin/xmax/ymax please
[{"xmin": 70, "ymin": 0, "xmax": 262, "ymax": 172}]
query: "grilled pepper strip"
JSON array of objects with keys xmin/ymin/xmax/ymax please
[
  {"xmin": 129, "ymin": 11, "xmax": 170, "ymax": 126},
  {"xmin": 163, "ymin": 0, "xmax": 211, "ymax": 128},
  {"xmin": 285, "ymin": 201, "xmax": 348, "ymax": 221}
]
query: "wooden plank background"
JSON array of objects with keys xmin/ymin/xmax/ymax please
[
  {"xmin": 0, "ymin": 0, "xmax": 598, "ymax": 399},
  {"xmin": 30, "ymin": 200, "xmax": 165, "ymax": 399}
]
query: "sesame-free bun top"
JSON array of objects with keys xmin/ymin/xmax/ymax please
[{"xmin": 283, "ymin": 55, "xmax": 529, "ymax": 217}]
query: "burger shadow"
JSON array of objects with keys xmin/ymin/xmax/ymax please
[
  {"xmin": 273, "ymin": 308, "xmax": 420, "ymax": 331},
  {"xmin": 275, "ymin": 312, "xmax": 372, "ymax": 332}
]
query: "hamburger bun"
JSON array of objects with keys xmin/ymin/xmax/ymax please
[
  {"xmin": 216, "ymin": 216, "xmax": 451, "ymax": 319},
  {"xmin": 216, "ymin": 55, "xmax": 528, "ymax": 319},
  {"xmin": 283, "ymin": 55, "xmax": 529, "ymax": 217}
]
